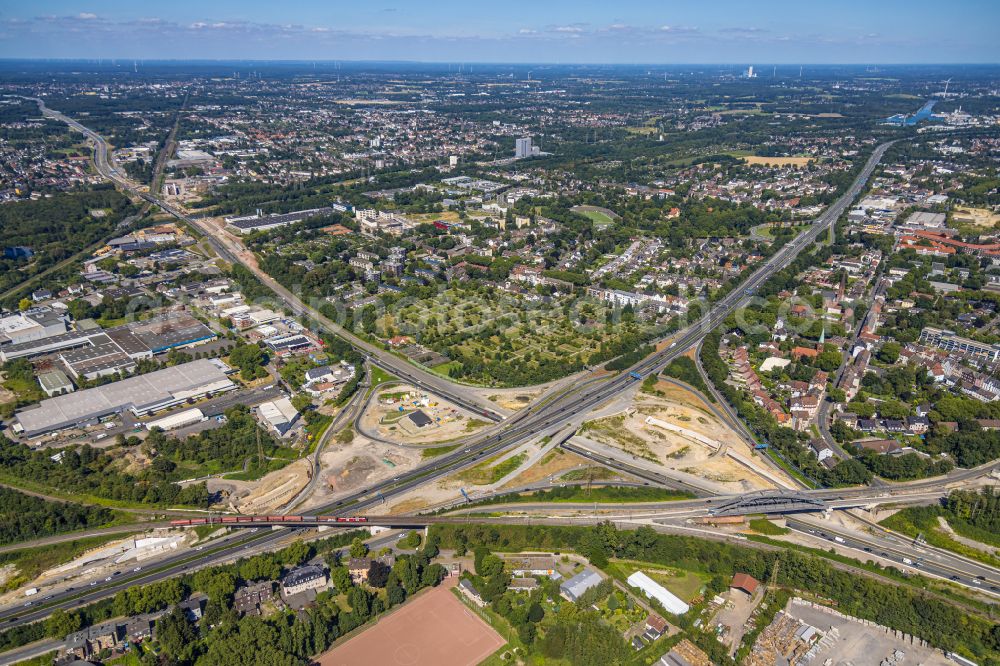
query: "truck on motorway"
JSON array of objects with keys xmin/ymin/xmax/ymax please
[
  {"xmin": 628, "ymin": 372, "xmax": 642, "ymax": 380},
  {"xmin": 24, "ymin": 588, "xmax": 38, "ymax": 597},
  {"xmin": 833, "ymin": 536, "xmax": 845, "ymax": 544},
  {"xmin": 754, "ymin": 442, "xmax": 769, "ymax": 450}
]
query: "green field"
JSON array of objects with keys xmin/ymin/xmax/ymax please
[
  {"xmin": 458, "ymin": 452, "xmax": 527, "ymax": 484},
  {"xmin": 467, "ymin": 485, "xmax": 695, "ymax": 505},
  {"xmin": 749, "ymin": 518, "xmax": 790, "ymax": 535},
  {"xmin": 580, "ymin": 209, "xmax": 614, "ymax": 225},
  {"xmin": 607, "ymin": 559, "xmax": 708, "ymax": 602},
  {"xmin": 369, "ymin": 366, "xmax": 397, "ymax": 387},
  {"xmin": 421, "ymin": 443, "xmax": 462, "ymax": 459}
]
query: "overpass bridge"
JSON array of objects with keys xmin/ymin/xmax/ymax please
[{"xmin": 709, "ymin": 491, "xmax": 828, "ymax": 516}]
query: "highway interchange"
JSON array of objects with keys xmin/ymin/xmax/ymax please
[{"xmin": 4, "ymin": 103, "xmax": 997, "ymax": 644}]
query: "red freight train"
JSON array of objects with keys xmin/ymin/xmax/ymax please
[{"xmin": 169, "ymin": 515, "xmax": 368, "ymax": 527}]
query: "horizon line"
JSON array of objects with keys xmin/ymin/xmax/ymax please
[{"xmin": 1, "ymin": 58, "xmax": 998, "ymax": 67}]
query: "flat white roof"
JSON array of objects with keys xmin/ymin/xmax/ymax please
[
  {"xmin": 627, "ymin": 571, "xmax": 689, "ymax": 616},
  {"xmin": 16, "ymin": 359, "xmax": 232, "ymax": 436},
  {"xmin": 0, "ymin": 314, "xmax": 37, "ymax": 334},
  {"xmin": 259, "ymin": 396, "xmax": 298, "ymax": 425},
  {"xmin": 146, "ymin": 408, "xmax": 205, "ymax": 430}
]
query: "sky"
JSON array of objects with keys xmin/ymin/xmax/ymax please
[{"xmin": 0, "ymin": 0, "xmax": 997, "ymax": 64}]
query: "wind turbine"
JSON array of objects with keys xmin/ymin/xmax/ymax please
[{"xmin": 943, "ymin": 78, "xmax": 952, "ymax": 96}]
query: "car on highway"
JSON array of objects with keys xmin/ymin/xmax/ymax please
[
  {"xmin": 89, "ymin": 581, "xmax": 97, "ymax": 586},
  {"xmin": 22, "ymin": 602, "xmax": 30, "ymax": 607},
  {"xmin": 133, "ymin": 567, "xmax": 142, "ymax": 572}
]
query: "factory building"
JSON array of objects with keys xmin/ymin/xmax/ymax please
[{"xmin": 14, "ymin": 359, "xmax": 235, "ymax": 437}]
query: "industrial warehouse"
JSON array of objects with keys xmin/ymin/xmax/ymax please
[
  {"xmin": 13, "ymin": 359, "xmax": 236, "ymax": 437},
  {"xmin": 0, "ymin": 310, "xmax": 216, "ymax": 365}
]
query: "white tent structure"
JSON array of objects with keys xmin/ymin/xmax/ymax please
[{"xmin": 626, "ymin": 571, "xmax": 689, "ymax": 615}]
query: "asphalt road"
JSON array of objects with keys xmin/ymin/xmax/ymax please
[{"xmin": 784, "ymin": 516, "xmax": 1000, "ymax": 594}]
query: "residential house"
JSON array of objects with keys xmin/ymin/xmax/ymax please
[
  {"xmin": 234, "ymin": 581, "xmax": 278, "ymax": 617},
  {"xmin": 458, "ymin": 578, "xmax": 486, "ymax": 607},
  {"xmin": 179, "ymin": 598, "xmax": 204, "ymax": 623},
  {"xmin": 506, "ymin": 556, "xmax": 558, "ymax": 578},
  {"xmin": 282, "ymin": 565, "xmax": 327, "ymax": 596},
  {"xmin": 347, "ymin": 555, "xmax": 396, "ymax": 584},
  {"xmin": 856, "ymin": 439, "xmax": 902, "ymax": 455},
  {"xmin": 508, "ymin": 577, "xmax": 540, "ymax": 592},
  {"xmin": 808, "ymin": 440, "xmax": 835, "ymax": 463},
  {"xmin": 644, "ymin": 614, "xmax": 669, "ymax": 640}
]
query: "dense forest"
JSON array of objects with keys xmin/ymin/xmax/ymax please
[
  {"xmin": 0, "ymin": 186, "xmax": 135, "ymax": 295},
  {"xmin": 0, "ymin": 487, "xmax": 115, "ymax": 546},
  {"xmin": 0, "ymin": 436, "xmax": 209, "ymax": 507}
]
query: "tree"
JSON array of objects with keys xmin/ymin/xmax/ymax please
[
  {"xmin": 518, "ymin": 621, "xmax": 536, "ymax": 645},
  {"xmin": 291, "ymin": 392, "xmax": 313, "ymax": 413},
  {"xmin": 330, "ymin": 566, "xmax": 352, "ymax": 593},
  {"xmin": 194, "ymin": 570, "xmax": 236, "ymax": 602},
  {"xmin": 815, "ymin": 349, "xmax": 844, "ymax": 372},
  {"xmin": 367, "ymin": 561, "xmax": 391, "ymax": 588},
  {"xmin": 229, "ymin": 342, "xmax": 268, "ymax": 381},
  {"xmin": 45, "ymin": 609, "xmax": 81, "ymax": 637},
  {"xmin": 280, "ymin": 541, "xmax": 312, "ymax": 567},
  {"xmin": 240, "ymin": 554, "xmax": 282, "ymax": 582},
  {"xmin": 878, "ymin": 399, "xmax": 910, "ymax": 420},
  {"xmin": 156, "ymin": 605, "xmax": 197, "ymax": 662},
  {"xmin": 877, "ymin": 341, "xmax": 901, "ymax": 364},
  {"xmin": 846, "ymin": 400, "xmax": 876, "ymax": 418},
  {"xmin": 478, "ymin": 553, "xmax": 504, "ymax": 577},
  {"xmin": 17, "ymin": 298, "xmax": 31, "ymax": 312},
  {"xmin": 527, "ymin": 601, "xmax": 545, "ymax": 622},
  {"xmin": 349, "ymin": 537, "xmax": 368, "ymax": 559}
]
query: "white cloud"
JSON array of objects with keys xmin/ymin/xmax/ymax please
[{"xmin": 77, "ymin": 12, "xmax": 98, "ymax": 20}]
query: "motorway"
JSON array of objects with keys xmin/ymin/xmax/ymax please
[
  {"xmin": 782, "ymin": 516, "xmax": 1000, "ymax": 593},
  {"xmin": 1, "ymin": 458, "xmax": 996, "ymax": 632},
  {"xmin": 1, "ymin": 101, "xmax": 934, "ymax": 633}
]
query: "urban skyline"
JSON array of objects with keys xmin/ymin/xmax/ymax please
[{"xmin": 1, "ymin": 0, "xmax": 998, "ymax": 64}]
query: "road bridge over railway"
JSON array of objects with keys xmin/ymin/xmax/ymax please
[{"xmin": 709, "ymin": 491, "xmax": 828, "ymax": 516}]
